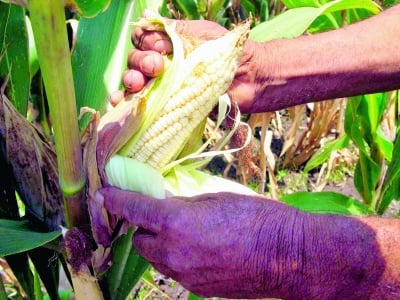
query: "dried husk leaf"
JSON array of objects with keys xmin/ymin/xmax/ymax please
[
  {"xmin": 0, "ymin": 79, "xmax": 64, "ymax": 230},
  {"xmin": 81, "ymin": 96, "xmax": 144, "ymax": 254}
]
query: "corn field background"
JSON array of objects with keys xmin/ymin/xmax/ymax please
[{"xmin": 0, "ymin": 0, "xmax": 399, "ymax": 299}]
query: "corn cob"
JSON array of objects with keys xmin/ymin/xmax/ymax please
[{"xmin": 119, "ymin": 20, "xmax": 250, "ymax": 172}]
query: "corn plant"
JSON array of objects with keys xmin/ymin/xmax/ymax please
[
  {"xmin": 0, "ymin": 0, "xmax": 396, "ymax": 299},
  {"xmin": 281, "ymin": 1, "xmax": 400, "ymax": 214}
]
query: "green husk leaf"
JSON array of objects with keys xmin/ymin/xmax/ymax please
[
  {"xmin": 164, "ymin": 166, "xmax": 257, "ymax": 196},
  {"xmin": 105, "ymin": 155, "xmax": 165, "ymax": 199}
]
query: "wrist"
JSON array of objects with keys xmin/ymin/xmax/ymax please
[
  {"xmin": 296, "ymin": 213, "xmax": 388, "ymax": 299},
  {"xmin": 355, "ymin": 216, "xmax": 400, "ymax": 296},
  {"xmin": 250, "ymin": 208, "xmax": 392, "ymax": 299},
  {"xmin": 242, "ymin": 39, "xmax": 288, "ymax": 113}
]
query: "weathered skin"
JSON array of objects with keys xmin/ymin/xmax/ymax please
[
  {"xmin": 105, "ymin": 5, "xmax": 400, "ymax": 299},
  {"xmin": 114, "ymin": 5, "xmax": 400, "ymax": 114},
  {"xmin": 98, "ymin": 188, "xmax": 400, "ymax": 299}
]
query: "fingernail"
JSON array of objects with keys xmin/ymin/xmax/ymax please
[
  {"xmin": 154, "ymin": 40, "xmax": 172, "ymax": 54},
  {"xmin": 140, "ymin": 55, "xmax": 155, "ymax": 76},
  {"xmin": 109, "ymin": 90, "xmax": 125, "ymax": 107}
]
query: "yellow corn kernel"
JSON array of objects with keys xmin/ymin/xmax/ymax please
[{"xmin": 124, "ymin": 21, "xmax": 250, "ymax": 171}]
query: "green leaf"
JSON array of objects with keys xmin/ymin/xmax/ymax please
[
  {"xmin": 344, "ymin": 93, "xmax": 393, "ymax": 208},
  {"xmin": 0, "ymin": 1, "xmax": 27, "ymax": 7},
  {"xmin": 206, "ymin": 0, "xmax": 228, "ymax": 21},
  {"xmin": 43, "ymin": 290, "xmax": 74, "ymax": 300},
  {"xmin": 172, "ymin": 0, "xmax": 201, "ymax": 19},
  {"xmin": 0, "ymin": 2, "xmax": 29, "ymax": 116},
  {"xmin": 188, "ymin": 292, "xmax": 204, "ymax": 300},
  {"xmin": 33, "ymin": 265, "xmax": 44, "ymax": 300},
  {"xmin": 280, "ymin": 191, "xmax": 372, "ymax": 215},
  {"xmin": 345, "ymin": 103, "xmax": 369, "ymax": 153},
  {"xmin": 132, "ymin": 0, "xmax": 169, "ymax": 17},
  {"xmin": 374, "ymin": 127, "xmax": 393, "ymax": 162},
  {"xmin": 378, "ymin": 129, "xmax": 400, "ymax": 214},
  {"xmin": 119, "ymin": 242, "xmax": 149, "ymax": 299},
  {"xmin": 281, "ymin": 0, "xmax": 319, "ymax": 7},
  {"xmin": 241, "ymin": 0, "xmax": 256, "ymax": 17},
  {"xmin": 0, "ymin": 219, "xmax": 61, "ymax": 256},
  {"xmin": 66, "ymin": 0, "xmax": 112, "ymax": 18},
  {"xmin": 25, "ymin": 15, "xmax": 39, "ymax": 79},
  {"xmin": 353, "ymin": 151, "xmax": 381, "ymax": 206},
  {"xmin": 362, "ymin": 93, "xmax": 389, "ymax": 139},
  {"xmin": 72, "ymin": 0, "xmax": 137, "ymax": 130},
  {"xmin": 106, "ymin": 228, "xmax": 149, "ymax": 300},
  {"xmin": 282, "ymin": 0, "xmax": 342, "ymax": 32},
  {"xmin": 249, "ymin": 0, "xmax": 380, "ymax": 42},
  {"xmin": 383, "ymin": 0, "xmax": 400, "ymax": 7},
  {"xmin": 346, "ymin": 8, "xmax": 375, "ymax": 23},
  {"xmin": 258, "ymin": 0, "xmax": 270, "ymax": 22},
  {"xmin": 304, "ymin": 134, "xmax": 350, "ymax": 172}
]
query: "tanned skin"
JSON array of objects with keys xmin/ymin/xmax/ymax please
[{"xmin": 105, "ymin": 5, "xmax": 400, "ymax": 299}]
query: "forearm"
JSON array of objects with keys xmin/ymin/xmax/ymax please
[
  {"xmin": 357, "ymin": 216, "xmax": 400, "ymax": 297},
  {"xmin": 250, "ymin": 4, "xmax": 400, "ymax": 112},
  {"xmin": 255, "ymin": 206, "xmax": 400, "ymax": 299},
  {"xmin": 296, "ymin": 213, "xmax": 400, "ymax": 299}
]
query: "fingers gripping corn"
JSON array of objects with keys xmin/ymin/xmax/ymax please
[{"xmin": 121, "ymin": 20, "xmax": 250, "ymax": 171}]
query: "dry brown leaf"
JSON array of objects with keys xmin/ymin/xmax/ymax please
[{"xmin": 0, "ymin": 79, "xmax": 64, "ymax": 229}]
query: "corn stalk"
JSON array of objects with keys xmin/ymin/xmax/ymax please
[{"xmin": 28, "ymin": 0, "xmax": 86, "ymax": 228}]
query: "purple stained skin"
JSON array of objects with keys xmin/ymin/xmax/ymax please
[
  {"xmin": 103, "ymin": 5, "xmax": 400, "ymax": 299},
  {"xmin": 98, "ymin": 188, "xmax": 393, "ymax": 299}
]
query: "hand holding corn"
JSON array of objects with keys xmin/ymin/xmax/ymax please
[
  {"xmin": 110, "ymin": 13, "xmax": 260, "ymax": 113},
  {"xmin": 101, "ymin": 7, "xmax": 400, "ymax": 299},
  {"xmin": 113, "ymin": 5, "xmax": 400, "ymax": 113},
  {"xmin": 98, "ymin": 186, "xmax": 400, "ymax": 299}
]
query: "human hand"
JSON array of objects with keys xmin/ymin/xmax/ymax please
[
  {"xmin": 111, "ymin": 13, "xmax": 260, "ymax": 112},
  {"xmin": 97, "ymin": 187, "xmax": 302, "ymax": 298},
  {"xmin": 98, "ymin": 186, "xmax": 388, "ymax": 299}
]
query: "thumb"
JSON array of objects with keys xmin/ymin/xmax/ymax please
[{"xmin": 96, "ymin": 187, "xmax": 165, "ymax": 233}]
